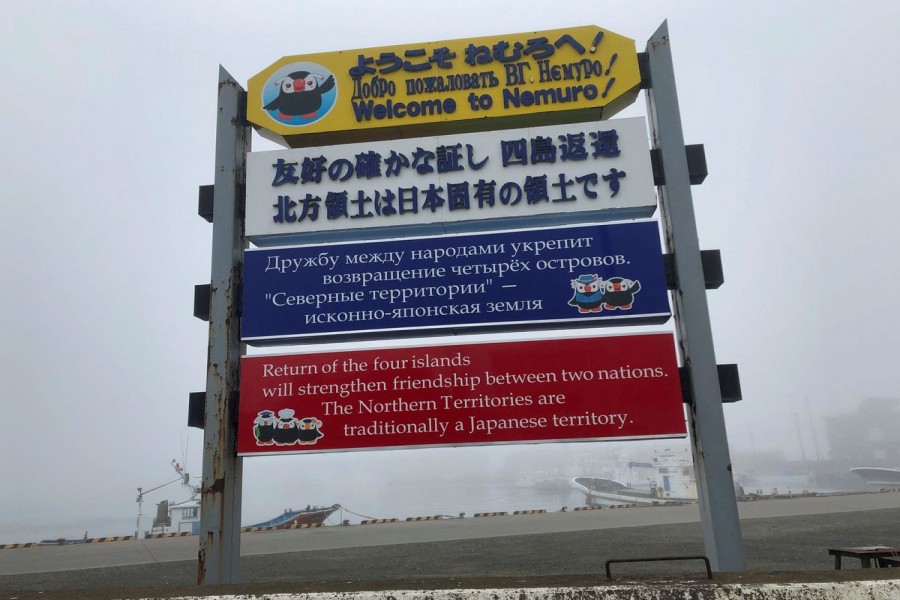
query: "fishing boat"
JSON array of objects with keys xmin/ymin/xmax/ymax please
[
  {"xmin": 143, "ymin": 460, "xmax": 338, "ymax": 535},
  {"xmin": 571, "ymin": 477, "xmax": 669, "ymax": 505},
  {"xmin": 157, "ymin": 498, "xmax": 339, "ymax": 535},
  {"xmin": 243, "ymin": 504, "xmax": 340, "ymax": 529},
  {"xmin": 850, "ymin": 467, "xmax": 900, "ymax": 488},
  {"xmin": 571, "ymin": 448, "xmax": 698, "ymax": 505}
]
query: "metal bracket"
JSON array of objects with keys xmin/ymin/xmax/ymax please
[
  {"xmin": 685, "ymin": 144, "xmax": 708, "ymax": 184},
  {"xmin": 664, "ymin": 249, "xmax": 724, "ymax": 290},
  {"xmin": 188, "ymin": 392, "xmax": 205, "ymax": 429},
  {"xmin": 188, "ymin": 389, "xmax": 240, "ymax": 431},
  {"xmin": 195, "ymin": 283, "xmax": 242, "ymax": 321},
  {"xmin": 637, "ymin": 52, "xmax": 652, "ymax": 89},
  {"xmin": 198, "ymin": 185, "xmax": 214, "ymax": 223},
  {"xmin": 194, "ymin": 284, "xmax": 211, "ymax": 321},
  {"xmin": 230, "ymin": 390, "xmax": 241, "ymax": 429},
  {"xmin": 680, "ymin": 364, "xmax": 742, "ymax": 404},
  {"xmin": 236, "ymin": 182, "xmax": 247, "ymax": 221},
  {"xmin": 605, "ymin": 555, "xmax": 712, "ymax": 580},
  {"xmin": 651, "ymin": 145, "xmax": 708, "ymax": 186}
]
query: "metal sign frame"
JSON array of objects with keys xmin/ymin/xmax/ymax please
[
  {"xmin": 198, "ymin": 66, "xmax": 249, "ymax": 585},
  {"xmin": 644, "ymin": 21, "xmax": 745, "ymax": 571},
  {"xmin": 198, "ymin": 22, "xmax": 746, "ymax": 584}
]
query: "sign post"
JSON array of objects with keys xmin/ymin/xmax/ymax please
[
  {"xmin": 198, "ymin": 66, "xmax": 250, "ymax": 585},
  {"xmin": 196, "ymin": 21, "xmax": 745, "ymax": 585},
  {"xmin": 644, "ymin": 21, "xmax": 746, "ymax": 570}
]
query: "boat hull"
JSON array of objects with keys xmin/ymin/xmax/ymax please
[
  {"xmin": 850, "ymin": 467, "xmax": 900, "ymax": 487},
  {"xmin": 571, "ymin": 477, "xmax": 677, "ymax": 505},
  {"xmin": 245, "ymin": 504, "xmax": 340, "ymax": 529}
]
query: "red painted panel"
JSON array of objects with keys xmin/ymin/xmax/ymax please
[{"xmin": 238, "ymin": 333, "xmax": 685, "ymax": 455}]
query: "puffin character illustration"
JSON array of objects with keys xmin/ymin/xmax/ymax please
[
  {"xmin": 264, "ymin": 71, "xmax": 335, "ymax": 120},
  {"xmin": 568, "ymin": 274, "xmax": 605, "ymax": 313},
  {"xmin": 253, "ymin": 410, "xmax": 277, "ymax": 446},
  {"xmin": 297, "ymin": 417, "xmax": 324, "ymax": 445},
  {"xmin": 273, "ymin": 408, "xmax": 300, "ymax": 445},
  {"xmin": 602, "ymin": 277, "xmax": 641, "ymax": 310}
]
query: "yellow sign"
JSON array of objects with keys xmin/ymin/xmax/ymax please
[{"xmin": 247, "ymin": 26, "xmax": 641, "ymax": 148}]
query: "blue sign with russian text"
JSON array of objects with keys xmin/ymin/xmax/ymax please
[{"xmin": 241, "ymin": 222, "xmax": 670, "ymax": 345}]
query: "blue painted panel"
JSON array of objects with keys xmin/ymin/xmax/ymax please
[{"xmin": 242, "ymin": 221, "xmax": 670, "ymax": 345}]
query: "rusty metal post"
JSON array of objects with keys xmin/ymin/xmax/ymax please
[
  {"xmin": 198, "ymin": 65, "xmax": 249, "ymax": 585},
  {"xmin": 644, "ymin": 22, "xmax": 746, "ymax": 571}
]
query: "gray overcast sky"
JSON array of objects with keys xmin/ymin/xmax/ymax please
[{"xmin": 2, "ymin": 1, "xmax": 898, "ymax": 542}]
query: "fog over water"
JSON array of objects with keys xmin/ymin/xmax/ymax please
[{"xmin": 2, "ymin": 1, "xmax": 898, "ymax": 544}]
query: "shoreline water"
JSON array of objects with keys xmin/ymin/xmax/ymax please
[{"xmin": 0, "ymin": 476, "xmax": 879, "ymax": 546}]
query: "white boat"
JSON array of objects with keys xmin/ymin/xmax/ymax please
[
  {"xmin": 571, "ymin": 477, "xmax": 672, "ymax": 505},
  {"xmin": 850, "ymin": 467, "xmax": 900, "ymax": 488},
  {"xmin": 144, "ymin": 460, "xmax": 201, "ymax": 535},
  {"xmin": 571, "ymin": 448, "xmax": 698, "ymax": 505}
]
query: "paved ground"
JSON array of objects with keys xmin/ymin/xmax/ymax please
[{"xmin": 2, "ymin": 493, "xmax": 899, "ymax": 599}]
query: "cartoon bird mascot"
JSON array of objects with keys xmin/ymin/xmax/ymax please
[
  {"xmin": 264, "ymin": 71, "xmax": 335, "ymax": 120},
  {"xmin": 253, "ymin": 410, "xmax": 277, "ymax": 446},
  {"xmin": 297, "ymin": 417, "xmax": 324, "ymax": 445},
  {"xmin": 568, "ymin": 274, "xmax": 605, "ymax": 313},
  {"xmin": 273, "ymin": 408, "xmax": 300, "ymax": 446},
  {"xmin": 602, "ymin": 277, "xmax": 641, "ymax": 310}
]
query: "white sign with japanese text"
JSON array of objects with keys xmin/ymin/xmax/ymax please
[{"xmin": 245, "ymin": 117, "xmax": 656, "ymax": 245}]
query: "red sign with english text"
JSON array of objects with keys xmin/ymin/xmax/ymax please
[{"xmin": 237, "ymin": 333, "xmax": 686, "ymax": 455}]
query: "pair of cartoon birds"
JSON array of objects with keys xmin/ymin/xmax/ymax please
[
  {"xmin": 569, "ymin": 274, "xmax": 641, "ymax": 313},
  {"xmin": 264, "ymin": 71, "xmax": 335, "ymax": 120}
]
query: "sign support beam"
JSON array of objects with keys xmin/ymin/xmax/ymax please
[
  {"xmin": 644, "ymin": 21, "xmax": 746, "ymax": 571},
  {"xmin": 198, "ymin": 66, "xmax": 250, "ymax": 585}
]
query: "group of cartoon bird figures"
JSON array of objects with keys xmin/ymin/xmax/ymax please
[{"xmin": 253, "ymin": 408, "xmax": 324, "ymax": 446}]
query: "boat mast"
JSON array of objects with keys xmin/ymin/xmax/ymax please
[{"xmin": 135, "ymin": 463, "xmax": 186, "ymax": 538}]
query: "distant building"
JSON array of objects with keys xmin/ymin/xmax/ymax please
[
  {"xmin": 167, "ymin": 497, "xmax": 201, "ymax": 535},
  {"xmin": 824, "ymin": 398, "xmax": 900, "ymax": 466}
]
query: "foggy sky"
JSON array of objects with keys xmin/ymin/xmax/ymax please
[{"xmin": 1, "ymin": 1, "xmax": 898, "ymax": 542}]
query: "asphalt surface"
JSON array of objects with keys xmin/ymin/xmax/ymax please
[{"xmin": 2, "ymin": 493, "xmax": 899, "ymax": 599}]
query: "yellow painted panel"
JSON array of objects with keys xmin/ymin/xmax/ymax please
[{"xmin": 247, "ymin": 26, "xmax": 640, "ymax": 148}]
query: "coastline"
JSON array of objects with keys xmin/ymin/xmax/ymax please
[{"xmin": 2, "ymin": 490, "xmax": 899, "ymax": 596}]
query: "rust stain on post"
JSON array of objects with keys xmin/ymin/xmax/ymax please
[
  {"xmin": 198, "ymin": 66, "xmax": 248, "ymax": 585},
  {"xmin": 196, "ymin": 539, "xmax": 209, "ymax": 585}
]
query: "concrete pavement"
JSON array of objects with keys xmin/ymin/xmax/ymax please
[{"xmin": 2, "ymin": 490, "xmax": 899, "ymax": 576}]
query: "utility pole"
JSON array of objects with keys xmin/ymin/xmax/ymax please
[
  {"xmin": 793, "ymin": 413, "xmax": 809, "ymax": 463},
  {"xmin": 805, "ymin": 396, "xmax": 824, "ymax": 462}
]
